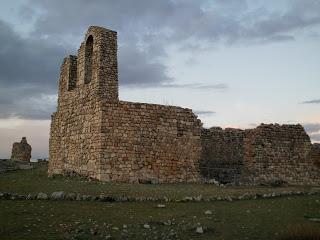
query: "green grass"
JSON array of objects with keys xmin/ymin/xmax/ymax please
[
  {"xmin": 0, "ymin": 164, "xmax": 318, "ymax": 200},
  {"xmin": 1, "ymin": 196, "xmax": 320, "ymax": 240},
  {"xmin": 1, "ymin": 164, "xmax": 320, "ymax": 239}
]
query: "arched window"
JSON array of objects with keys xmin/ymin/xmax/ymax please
[{"xmin": 84, "ymin": 35, "xmax": 93, "ymax": 84}]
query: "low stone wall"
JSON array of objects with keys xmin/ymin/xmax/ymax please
[
  {"xmin": 243, "ymin": 124, "xmax": 319, "ymax": 185},
  {"xmin": 310, "ymin": 143, "xmax": 320, "ymax": 169},
  {"xmin": 1, "ymin": 190, "xmax": 319, "ymax": 203},
  {"xmin": 200, "ymin": 124, "xmax": 320, "ymax": 185}
]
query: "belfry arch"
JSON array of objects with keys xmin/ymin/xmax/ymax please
[{"xmin": 84, "ymin": 35, "xmax": 93, "ymax": 84}]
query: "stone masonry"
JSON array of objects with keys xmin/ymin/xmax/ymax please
[
  {"xmin": 201, "ymin": 124, "xmax": 320, "ymax": 185},
  {"xmin": 49, "ymin": 26, "xmax": 201, "ymax": 183},
  {"xmin": 200, "ymin": 127, "xmax": 246, "ymax": 183},
  {"xmin": 49, "ymin": 26, "xmax": 319, "ymax": 185},
  {"xmin": 11, "ymin": 137, "xmax": 32, "ymax": 162}
]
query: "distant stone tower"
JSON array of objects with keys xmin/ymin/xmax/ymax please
[{"xmin": 11, "ymin": 137, "xmax": 32, "ymax": 162}]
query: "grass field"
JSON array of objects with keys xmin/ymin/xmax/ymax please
[
  {"xmin": 1, "ymin": 196, "xmax": 320, "ymax": 240},
  {"xmin": 0, "ymin": 164, "xmax": 319, "ymax": 200},
  {"xmin": 0, "ymin": 164, "xmax": 320, "ymax": 239}
]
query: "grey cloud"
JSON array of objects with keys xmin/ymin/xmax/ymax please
[
  {"xmin": 302, "ymin": 123, "xmax": 320, "ymax": 142},
  {"xmin": 303, "ymin": 123, "xmax": 320, "ymax": 134},
  {"xmin": 0, "ymin": 20, "xmax": 175, "ymax": 119},
  {"xmin": 160, "ymin": 83, "xmax": 228, "ymax": 90},
  {"xmin": 310, "ymin": 133, "xmax": 320, "ymax": 142},
  {"xmin": 0, "ymin": 20, "xmax": 63, "ymax": 119},
  {"xmin": 118, "ymin": 44, "xmax": 171, "ymax": 86},
  {"xmin": 126, "ymin": 83, "xmax": 228, "ymax": 90},
  {"xmin": 301, "ymin": 99, "xmax": 320, "ymax": 104},
  {"xmin": 0, "ymin": 20, "xmax": 64, "ymax": 92},
  {"xmin": 263, "ymin": 35, "xmax": 295, "ymax": 42},
  {"xmin": 194, "ymin": 110, "xmax": 216, "ymax": 116},
  {"xmin": 22, "ymin": 0, "xmax": 320, "ymax": 46},
  {"xmin": 2, "ymin": 0, "xmax": 320, "ymax": 120},
  {"xmin": 0, "ymin": 87, "xmax": 56, "ymax": 120}
]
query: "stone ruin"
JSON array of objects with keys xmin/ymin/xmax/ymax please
[
  {"xmin": 201, "ymin": 124, "xmax": 320, "ymax": 185},
  {"xmin": 11, "ymin": 137, "xmax": 32, "ymax": 162},
  {"xmin": 49, "ymin": 26, "xmax": 320, "ymax": 185}
]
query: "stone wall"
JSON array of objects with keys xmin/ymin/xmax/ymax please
[
  {"xmin": 99, "ymin": 101, "xmax": 202, "ymax": 183},
  {"xmin": 309, "ymin": 143, "xmax": 320, "ymax": 169},
  {"xmin": 49, "ymin": 26, "xmax": 202, "ymax": 183},
  {"xmin": 242, "ymin": 124, "xmax": 319, "ymax": 185},
  {"xmin": 200, "ymin": 127, "xmax": 245, "ymax": 183},
  {"xmin": 200, "ymin": 124, "xmax": 320, "ymax": 185},
  {"xmin": 49, "ymin": 26, "xmax": 118, "ymax": 178},
  {"xmin": 11, "ymin": 137, "xmax": 32, "ymax": 162}
]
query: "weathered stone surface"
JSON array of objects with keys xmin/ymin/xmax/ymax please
[
  {"xmin": 196, "ymin": 226, "xmax": 204, "ymax": 234},
  {"xmin": 51, "ymin": 191, "xmax": 65, "ymax": 200},
  {"xmin": 11, "ymin": 137, "xmax": 32, "ymax": 162},
  {"xmin": 310, "ymin": 143, "xmax": 320, "ymax": 168},
  {"xmin": 200, "ymin": 127, "xmax": 245, "ymax": 183},
  {"xmin": 242, "ymin": 124, "xmax": 319, "ymax": 185},
  {"xmin": 65, "ymin": 193, "xmax": 76, "ymax": 200},
  {"xmin": 37, "ymin": 192, "xmax": 48, "ymax": 200},
  {"xmin": 201, "ymin": 124, "xmax": 320, "ymax": 185}
]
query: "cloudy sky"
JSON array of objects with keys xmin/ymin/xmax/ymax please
[{"xmin": 0, "ymin": 0, "xmax": 319, "ymax": 159}]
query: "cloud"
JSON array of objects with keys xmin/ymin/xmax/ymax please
[
  {"xmin": 125, "ymin": 83, "xmax": 228, "ymax": 90},
  {"xmin": 0, "ymin": 20, "xmax": 64, "ymax": 120},
  {"xmin": 310, "ymin": 133, "xmax": 320, "ymax": 142},
  {"xmin": 303, "ymin": 123, "xmax": 320, "ymax": 142},
  {"xmin": 1, "ymin": 0, "xmax": 320, "ymax": 120},
  {"xmin": 301, "ymin": 99, "xmax": 320, "ymax": 104},
  {"xmin": 0, "ymin": 92, "xmax": 57, "ymax": 120},
  {"xmin": 0, "ymin": 20, "xmax": 64, "ymax": 91},
  {"xmin": 22, "ymin": 0, "xmax": 320, "ymax": 45},
  {"xmin": 0, "ymin": 19, "xmax": 174, "ymax": 119},
  {"xmin": 303, "ymin": 123, "xmax": 320, "ymax": 134},
  {"xmin": 194, "ymin": 110, "xmax": 216, "ymax": 116},
  {"xmin": 118, "ymin": 44, "xmax": 171, "ymax": 86},
  {"xmin": 159, "ymin": 83, "xmax": 228, "ymax": 90}
]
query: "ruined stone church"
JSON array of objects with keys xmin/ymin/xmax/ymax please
[{"xmin": 49, "ymin": 26, "xmax": 319, "ymax": 185}]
